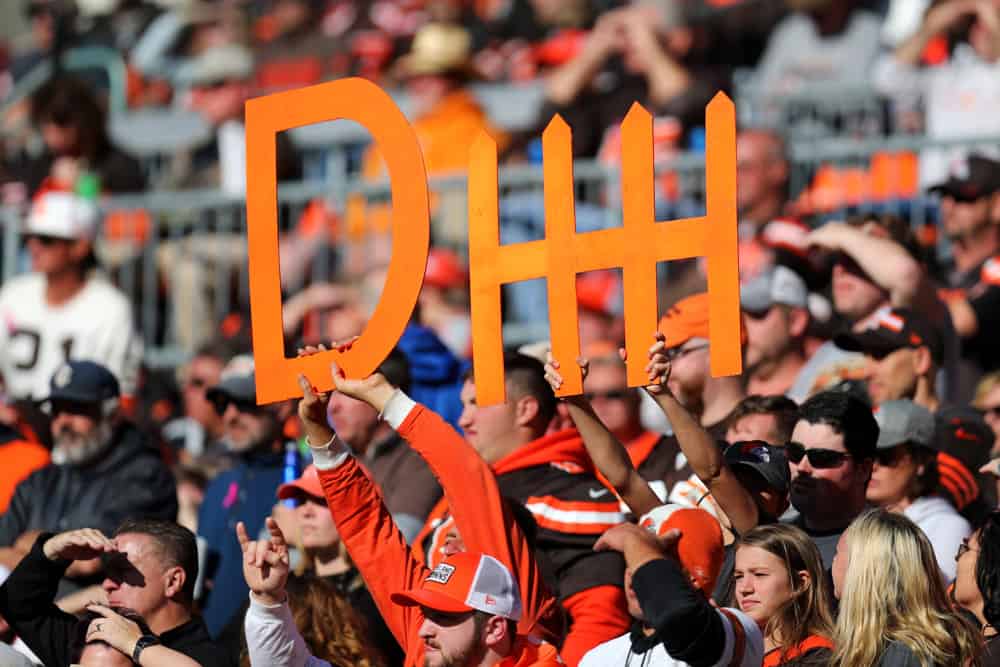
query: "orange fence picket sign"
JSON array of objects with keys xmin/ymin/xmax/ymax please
[
  {"xmin": 468, "ymin": 93, "xmax": 741, "ymax": 406},
  {"xmin": 246, "ymin": 77, "xmax": 430, "ymax": 403}
]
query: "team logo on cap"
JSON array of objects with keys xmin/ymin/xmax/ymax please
[
  {"xmin": 427, "ymin": 563, "xmax": 456, "ymax": 585},
  {"xmin": 54, "ymin": 364, "xmax": 72, "ymax": 388}
]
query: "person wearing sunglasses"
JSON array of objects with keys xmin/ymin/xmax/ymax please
[
  {"xmin": 658, "ymin": 293, "xmax": 745, "ymax": 441},
  {"xmin": 867, "ymin": 400, "xmax": 970, "ymax": 582},
  {"xmin": 161, "ymin": 343, "xmax": 230, "ymax": 472},
  {"xmin": 973, "ymin": 370, "xmax": 1000, "ymax": 456},
  {"xmin": 0, "ymin": 191, "xmax": 142, "ymax": 439},
  {"xmin": 785, "ymin": 391, "xmax": 878, "ymax": 569},
  {"xmin": 196, "ymin": 360, "xmax": 297, "ymax": 638},
  {"xmin": 834, "ymin": 307, "xmax": 944, "ymax": 411}
]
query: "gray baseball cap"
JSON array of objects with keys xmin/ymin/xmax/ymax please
[
  {"xmin": 874, "ymin": 400, "xmax": 935, "ymax": 450},
  {"xmin": 741, "ymin": 265, "xmax": 809, "ymax": 314}
]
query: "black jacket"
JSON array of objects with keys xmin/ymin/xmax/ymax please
[
  {"xmin": 0, "ymin": 534, "xmax": 233, "ymax": 667},
  {"xmin": 0, "ymin": 422, "xmax": 178, "ymax": 548}
]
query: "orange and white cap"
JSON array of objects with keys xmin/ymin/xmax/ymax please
[
  {"xmin": 638, "ymin": 504, "xmax": 724, "ymax": 594},
  {"xmin": 25, "ymin": 191, "xmax": 99, "ymax": 240},
  {"xmin": 391, "ymin": 552, "xmax": 522, "ymax": 621}
]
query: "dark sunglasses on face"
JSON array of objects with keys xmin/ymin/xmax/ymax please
[
  {"xmin": 25, "ymin": 233, "xmax": 68, "ymax": 247},
  {"xmin": 666, "ymin": 343, "xmax": 709, "ymax": 362},
  {"xmin": 874, "ymin": 445, "xmax": 907, "ymax": 467},
  {"xmin": 46, "ymin": 399, "xmax": 102, "ymax": 420},
  {"xmin": 785, "ymin": 441, "xmax": 851, "ymax": 469},
  {"xmin": 743, "ymin": 307, "xmax": 773, "ymax": 321},
  {"xmin": 211, "ymin": 395, "xmax": 261, "ymax": 416},
  {"xmin": 186, "ymin": 376, "xmax": 212, "ymax": 391},
  {"xmin": 582, "ymin": 389, "xmax": 632, "ymax": 402}
]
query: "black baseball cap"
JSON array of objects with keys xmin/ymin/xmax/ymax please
[
  {"xmin": 933, "ymin": 406, "xmax": 994, "ymax": 510},
  {"xmin": 724, "ymin": 441, "xmax": 790, "ymax": 495},
  {"xmin": 928, "ymin": 155, "xmax": 1000, "ymax": 202},
  {"xmin": 46, "ymin": 360, "xmax": 120, "ymax": 404},
  {"xmin": 834, "ymin": 308, "xmax": 943, "ymax": 366}
]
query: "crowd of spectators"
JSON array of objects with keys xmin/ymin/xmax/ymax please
[{"xmin": 2, "ymin": 0, "xmax": 1000, "ymax": 667}]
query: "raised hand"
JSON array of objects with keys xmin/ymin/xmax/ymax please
[
  {"xmin": 84, "ymin": 603, "xmax": 143, "ymax": 657},
  {"xmin": 642, "ymin": 332, "xmax": 672, "ymax": 396},
  {"xmin": 236, "ymin": 518, "xmax": 290, "ymax": 606},
  {"xmin": 42, "ymin": 528, "xmax": 116, "ymax": 563}
]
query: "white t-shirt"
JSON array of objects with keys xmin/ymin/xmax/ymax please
[
  {"xmin": 580, "ymin": 608, "xmax": 764, "ymax": 667},
  {"xmin": 0, "ymin": 273, "xmax": 142, "ymax": 400}
]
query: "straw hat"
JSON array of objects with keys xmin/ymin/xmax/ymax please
[{"xmin": 395, "ymin": 23, "xmax": 478, "ymax": 78}]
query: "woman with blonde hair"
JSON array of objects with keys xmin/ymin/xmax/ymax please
[
  {"xmin": 831, "ymin": 509, "xmax": 983, "ymax": 666},
  {"xmin": 733, "ymin": 524, "xmax": 835, "ymax": 666}
]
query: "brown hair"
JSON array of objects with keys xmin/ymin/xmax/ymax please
[
  {"xmin": 733, "ymin": 524, "xmax": 835, "ymax": 656},
  {"xmin": 240, "ymin": 574, "xmax": 384, "ymax": 667}
]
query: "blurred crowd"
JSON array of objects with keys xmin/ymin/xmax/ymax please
[{"xmin": 2, "ymin": 0, "xmax": 1000, "ymax": 666}]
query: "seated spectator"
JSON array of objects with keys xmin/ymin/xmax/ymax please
[
  {"xmin": 0, "ymin": 192, "xmax": 142, "ymax": 409},
  {"xmin": 868, "ymin": 400, "xmax": 970, "ymax": 580},
  {"xmin": 732, "ymin": 524, "xmax": 834, "ymax": 666},
  {"xmin": 724, "ymin": 394, "xmax": 800, "ymax": 446},
  {"xmin": 873, "ymin": 0, "xmax": 1000, "ymax": 187},
  {"xmin": 741, "ymin": 265, "xmax": 811, "ymax": 397},
  {"xmin": 1, "ymin": 75, "xmax": 145, "ymax": 198},
  {"xmin": 751, "ymin": 0, "xmax": 880, "ymax": 98},
  {"xmin": 578, "ymin": 340, "xmax": 690, "ymax": 498},
  {"xmin": 197, "ymin": 362, "xmax": 294, "ymax": 637},
  {"xmin": 542, "ymin": 0, "xmax": 726, "ymax": 157},
  {"xmin": 785, "ymin": 391, "xmax": 878, "ymax": 568},
  {"xmin": 0, "ymin": 362, "xmax": 177, "ymax": 590},
  {"xmin": 238, "ymin": 521, "xmax": 386, "ymax": 667},
  {"xmin": 325, "ymin": 348, "xmax": 441, "ymax": 544},
  {"xmin": 587, "ymin": 507, "xmax": 764, "ymax": 666},
  {"xmin": 953, "ymin": 511, "xmax": 1000, "ymax": 663},
  {"xmin": 735, "ymin": 129, "xmax": 790, "ymax": 237},
  {"xmin": 830, "ymin": 510, "xmax": 982, "ymax": 666},
  {"xmin": 835, "ymin": 308, "xmax": 944, "ymax": 410},
  {"xmin": 277, "ymin": 380, "xmax": 565, "ymax": 666},
  {"xmin": 0, "ymin": 520, "xmax": 232, "ymax": 666},
  {"xmin": 972, "ymin": 370, "xmax": 1000, "ymax": 449},
  {"xmin": 659, "ymin": 293, "xmax": 745, "ymax": 439},
  {"xmin": 932, "ymin": 156, "xmax": 1000, "ymax": 374},
  {"xmin": 162, "ymin": 343, "xmax": 229, "ymax": 472},
  {"xmin": 275, "ymin": 465, "xmax": 403, "ymax": 666}
]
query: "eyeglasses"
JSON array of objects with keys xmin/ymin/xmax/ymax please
[
  {"xmin": 666, "ymin": 343, "xmax": 709, "ymax": 362},
  {"xmin": 956, "ymin": 538, "xmax": 979, "ymax": 561},
  {"xmin": 785, "ymin": 441, "xmax": 851, "ymax": 469},
  {"xmin": 210, "ymin": 395, "xmax": 262, "ymax": 416},
  {"xmin": 185, "ymin": 376, "xmax": 212, "ymax": 392},
  {"xmin": 581, "ymin": 389, "xmax": 633, "ymax": 402}
]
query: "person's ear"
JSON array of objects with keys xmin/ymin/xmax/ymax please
[
  {"xmin": 163, "ymin": 565, "xmax": 186, "ymax": 599},
  {"xmin": 481, "ymin": 614, "xmax": 509, "ymax": 649},
  {"xmin": 795, "ymin": 569, "xmax": 811, "ymax": 593},
  {"xmin": 514, "ymin": 395, "xmax": 540, "ymax": 428},
  {"xmin": 913, "ymin": 346, "xmax": 933, "ymax": 377},
  {"xmin": 989, "ymin": 192, "xmax": 1000, "ymax": 224},
  {"xmin": 788, "ymin": 307, "xmax": 809, "ymax": 338}
]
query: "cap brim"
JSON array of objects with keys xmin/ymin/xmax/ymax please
[
  {"xmin": 729, "ymin": 461, "xmax": 788, "ymax": 494},
  {"xmin": 834, "ymin": 330, "xmax": 900, "ymax": 357},
  {"xmin": 928, "ymin": 180, "xmax": 989, "ymax": 201},
  {"xmin": 390, "ymin": 589, "xmax": 475, "ymax": 614},
  {"xmin": 276, "ymin": 480, "xmax": 322, "ymax": 501}
]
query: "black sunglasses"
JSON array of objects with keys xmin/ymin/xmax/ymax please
[
  {"xmin": 786, "ymin": 441, "xmax": 851, "ymax": 469},
  {"xmin": 25, "ymin": 233, "xmax": 68, "ymax": 246},
  {"xmin": 582, "ymin": 389, "xmax": 632, "ymax": 402},
  {"xmin": 211, "ymin": 395, "xmax": 262, "ymax": 416}
]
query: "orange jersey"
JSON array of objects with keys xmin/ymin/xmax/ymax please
[{"xmin": 0, "ymin": 436, "xmax": 50, "ymax": 513}]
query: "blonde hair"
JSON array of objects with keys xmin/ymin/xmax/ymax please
[
  {"xmin": 734, "ymin": 524, "xmax": 834, "ymax": 655},
  {"xmin": 973, "ymin": 371, "xmax": 1000, "ymax": 409},
  {"xmin": 831, "ymin": 510, "xmax": 983, "ymax": 667}
]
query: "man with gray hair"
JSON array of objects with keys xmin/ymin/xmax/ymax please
[{"xmin": 0, "ymin": 361, "xmax": 177, "ymax": 585}]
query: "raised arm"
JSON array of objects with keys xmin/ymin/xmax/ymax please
[
  {"xmin": 543, "ymin": 354, "xmax": 661, "ymax": 518},
  {"xmin": 644, "ymin": 334, "xmax": 760, "ymax": 535}
]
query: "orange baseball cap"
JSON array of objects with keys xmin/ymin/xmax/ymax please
[
  {"xmin": 391, "ymin": 552, "xmax": 523, "ymax": 620},
  {"xmin": 638, "ymin": 504, "xmax": 724, "ymax": 594},
  {"xmin": 658, "ymin": 293, "xmax": 710, "ymax": 349},
  {"xmin": 276, "ymin": 464, "xmax": 323, "ymax": 500}
]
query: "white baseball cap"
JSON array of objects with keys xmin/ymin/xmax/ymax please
[
  {"xmin": 391, "ymin": 552, "xmax": 523, "ymax": 621},
  {"xmin": 24, "ymin": 192, "xmax": 99, "ymax": 241}
]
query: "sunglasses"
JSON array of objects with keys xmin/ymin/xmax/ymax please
[
  {"xmin": 186, "ymin": 376, "xmax": 212, "ymax": 391},
  {"xmin": 582, "ymin": 389, "xmax": 632, "ymax": 402},
  {"xmin": 45, "ymin": 399, "xmax": 103, "ymax": 420},
  {"xmin": 956, "ymin": 538, "xmax": 979, "ymax": 561},
  {"xmin": 874, "ymin": 445, "xmax": 907, "ymax": 467},
  {"xmin": 786, "ymin": 441, "xmax": 851, "ymax": 469},
  {"xmin": 743, "ymin": 307, "xmax": 773, "ymax": 321},
  {"xmin": 666, "ymin": 343, "xmax": 709, "ymax": 362},
  {"xmin": 25, "ymin": 233, "xmax": 68, "ymax": 246},
  {"xmin": 210, "ymin": 395, "xmax": 262, "ymax": 416}
]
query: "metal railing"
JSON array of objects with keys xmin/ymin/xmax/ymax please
[{"xmin": 4, "ymin": 131, "xmax": 1000, "ymax": 368}]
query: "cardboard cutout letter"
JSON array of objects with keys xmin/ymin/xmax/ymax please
[
  {"xmin": 468, "ymin": 93, "xmax": 740, "ymax": 406},
  {"xmin": 246, "ymin": 78, "xmax": 429, "ymax": 403}
]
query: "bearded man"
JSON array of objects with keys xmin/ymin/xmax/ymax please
[{"xmin": 0, "ymin": 361, "xmax": 177, "ymax": 594}]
